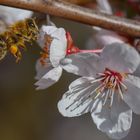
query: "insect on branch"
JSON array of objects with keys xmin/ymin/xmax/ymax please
[{"xmin": 0, "ymin": 0, "xmax": 140, "ymax": 37}]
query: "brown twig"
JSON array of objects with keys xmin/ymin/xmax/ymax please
[
  {"xmin": 64, "ymin": 0, "xmax": 93, "ymax": 5},
  {"xmin": 0, "ymin": 0, "xmax": 140, "ymax": 37}
]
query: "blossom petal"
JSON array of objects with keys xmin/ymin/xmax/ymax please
[
  {"xmin": 50, "ymin": 28, "xmax": 67, "ymax": 67},
  {"xmin": 50, "ymin": 37, "xmax": 67, "ymax": 67},
  {"xmin": 37, "ymin": 25, "xmax": 57, "ymax": 48},
  {"xmin": 100, "ymin": 43, "xmax": 140, "ymax": 73},
  {"xmin": 35, "ymin": 59, "xmax": 53, "ymax": 80},
  {"xmin": 91, "ymin": 94, "xmax": 132, "ymax": 139},
  {"xmin": 38, "ymin": 26, "xmax": 67, "ymax": 67},
  {"xmin": 94, "ymin": 30, "xmax": 128, "ymax": 48},
  {"xmin": 41, "ymin": 25, "xmax": 57, "ymax": 35},
  {"xmin": 68, "ymin": 76, "xmax": 95, "ymax": 90},
  {"xmin": 123, "ymin": 75, "xmax": 140, "ymax": 114},
  {"xmin": 51, "ymin": 28, "xmax": 66, "ymax": 40},
  {"xmin": 58, "ymin": 77, "xmax": 96, "ymax": 117},
  {"xmin": 134, "ymin": 64, "xmax": 140, "ymax": 77},
  {"xmin": 35, "ymin": 66, "xmax": 62, "ymax": 90},
  {"xmin": 61, "ymin": 53, "xmax": 100, "ymax": 77}
]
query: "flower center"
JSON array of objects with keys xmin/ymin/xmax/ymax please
[
  {"xmin": 92, "ymin": 68, "xmax": 128, "ymax": 107},
  {"xmin": 99, "ymin": 68, "xmax": 124, "ymax": 90}
]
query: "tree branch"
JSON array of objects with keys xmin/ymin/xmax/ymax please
[
  {"xmin": 0, "ymin": 0, "xmax": 140, "ymax": 37},
  {"xmin": 64, "ymin": 0, "xmax": 93, "ymax": 5}
]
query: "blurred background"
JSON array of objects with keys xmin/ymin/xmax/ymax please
[{"xmin": 0, "ymin": 0, "xmax": 140, "ymax": 140}]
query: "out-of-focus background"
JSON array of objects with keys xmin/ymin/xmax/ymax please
[{"xmin": 0, "ymin": 0, "xmax": 140, "ymax": 140}]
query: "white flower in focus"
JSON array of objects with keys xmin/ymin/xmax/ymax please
[
  {"xmin": 35, "ymin": 26, "xmax": 66, "ymax": 90},
  {"xmin": 35, "ymin": 26, "xmax": 96, "ymax": 90},
  {"xmin": 58, "ymin": 43, "xmax": 140, "ymax": 139}
]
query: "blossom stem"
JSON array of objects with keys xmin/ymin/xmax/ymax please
[
  {"xmin": 79, "ymin": 49, "xmax": 102, "ymax": 53},
  {"xmin": 0, "ymin": 0, "xmax": 140, "ymax": 37}
]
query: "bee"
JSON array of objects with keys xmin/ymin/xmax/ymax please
[
  {"xmin": 0, "ymin": 18, "xmax": 39, "ymax": 62},
  {"xmin": 4, "ymin": 31, "xmax": 26, "ymax": 62},
  {"xmin": 10, "ymin": 18, "xmax": 39, "ymax": 43},
  {"xmin": 25, "ymin": 18, "xmax": 39, "ymax": 41}
]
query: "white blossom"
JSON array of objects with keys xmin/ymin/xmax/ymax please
[
  {"xmin": 35, "ymin": 26, "xmax": 96, "ymax": 89},
  {"xmin": 58, "ymin": 43, "xmax": 140, "ymax": 139}
]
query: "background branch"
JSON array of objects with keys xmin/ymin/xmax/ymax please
[{"xmin": 0, "ymin": 0, "xmax": 140, "ymax": 37}]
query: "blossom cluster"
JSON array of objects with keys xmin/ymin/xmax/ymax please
[
  {"xmin": 34, "ymin": 0, "xmax": 140, "ymax": 139},
  {"xmin": 35, "ymin": 0, "xmax": 140, "ymax": 139},
  {"xmin": 35, "ymin": 23, "xmax": 140, "ymax": 139}
]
